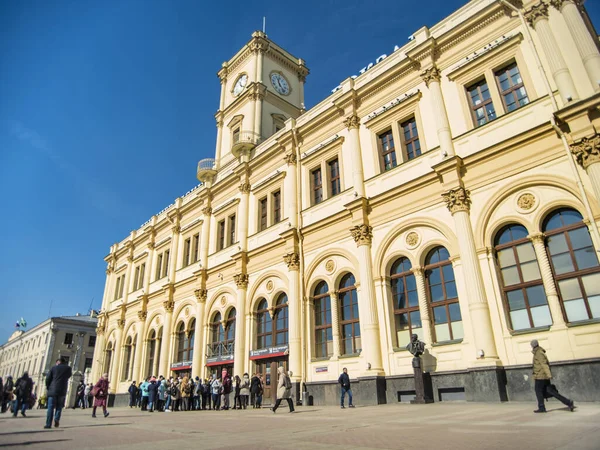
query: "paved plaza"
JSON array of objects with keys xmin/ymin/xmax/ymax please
[{"xmin": 0, "ymin": 401, "xmax": 599, "ymax": 450}]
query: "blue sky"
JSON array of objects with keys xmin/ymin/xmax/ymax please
[{"xmin": 1, "ymin": 0, "xmax": 599, "ymax": 344}]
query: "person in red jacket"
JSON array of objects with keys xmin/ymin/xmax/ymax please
[{"xmin": 92, "ymin": 373, "xmax": 110, "ymax": 418}]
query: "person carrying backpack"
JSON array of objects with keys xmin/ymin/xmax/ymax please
[
  {"xmin": 13, "ymin": 371, "xmax": 33, "ymax": 418},
  {"xmin": 271, "ymin": 367, "xmax": 294, "ymax": 413}
]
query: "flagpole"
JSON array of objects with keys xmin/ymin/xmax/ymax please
[{"xmin": 48, "ymin": 299, "xmax": 53, "ymax": 319}]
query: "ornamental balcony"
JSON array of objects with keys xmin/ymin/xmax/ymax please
[
  {"xmin": 231, "ymin": 130, "xmax": 261, "ymax": 158},
  {"xmin": 205, "ymin": 342, "xmax": 234, "ymax": 363},
  {"xmin": 196, "ymin": 158, "xmax": 217, "ymax": 183}
]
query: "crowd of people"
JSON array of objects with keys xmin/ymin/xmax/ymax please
[{"xmin": 125, "ymin": 369, "xmax": 271, "ymax": 412}]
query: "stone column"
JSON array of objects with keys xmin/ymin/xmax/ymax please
[
  {"xmin": 421, "ymin": 66, "xmax": 455, "ymax": 157},
  {"xmin": 100, "ymin": 267, "xmax": 113, "ymax": 310},
  {"xmin": 551, "ymin": 0, "xmax": 600, "ymax": 91},
  {"xmin": 442, "ymin": 187, "xmax": 498, "ymax": 360},
  {"xmin": 215, "ymin": 118, "xmax": 224, "ymax": 169},
  {"xmin": 343, "ymin": 115, "xmax": 366, "ymax": 198},
  {"xmin": 158, "ymin": 300, "xmax": 174, "ymax": 377},
  {"xmin": 133, "ymin": 310, "xmax": 147, "ymax": 381},
  {"xmin": 91, "ymin": 326, "xmax": 105, "ymax": 382},
  {"xmin": 238, "ymin": 182, "xmax": 251, "ymax": 252},
  {"xmin": 169, "ymin": 225, "xmax": 181, "ymax": 282},
  {"xmin": 125, "ymin": 255, "xmax": 135, "ymax": 299},
  {"xmin": 525, "ymin": 2, "xmax": 579, "ymax": 102},
  {"xmin": 329, "ymin": 291, "xmax": 342, "ymax": 358},
  {"xmin": 284, "ymin": 252, "xmax": 302, "ymax": 382},
  {"xmin": 284, "ymin": 153, "xmax": 298, "ymax": 228},
  {"xmin": 528, "ymin": 233, "xmax": 567, "ymax": 329},
  {"xmin": 411, "ymin": 267, "xmax": 434, "ymax": 346},
  {"xmin": 571, "ymin": 135, "xmax": 600, "ymax": 202},
  {"xmin": 192, "ymin": 289, "xmax": 207, "ymax": 377},
  {"xmin": 144, "ymin": 234, "xmax": 156, "ymax": 293},
  {"xmin": 349, "ymin": 225, "xmax": 384, "ymax": 373},
  {"xmin": 201, "ymin": 205, "xmax": 212, "ymax": 267},
  {"xmin": 233, "ymin": 273, "xmax": 249, "ymax": 376},
  {"xmin": 110, "ymin": 319, "xmax": 125, "ymax": 391}
]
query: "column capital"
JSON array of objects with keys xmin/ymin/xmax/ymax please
[
  {"xmin": 549, "ymin": 0, "xmax": 581, "ymax": 11},
  {"xmin": 171, "ymin": 225, "xmax": 181, "ymax": 234},
  {"xmin": 343, "ymin": 114, "xmax": 361, "ymax": 130},
  {"xmin": 528, "ymin": 232, "xmax": 546, "ymax": 245},
  {"xmin": 570, "ymin": 134, "xmax": 600, "ymax": 170},
  {"xmin": 420, "ymin": 65, "xmax": 441, "ymax": 87},
  {"xmin": 524, "ymin": 2, "xmax": 549, "ymax": 27},
  {"xmin": 234, "ymin": 273, "xmax": 249, "ymax": 289},
  {"xmin": 96, "ymin": 325, "xmax": 106, "ymax": 336},
  {"xmin": 349, "ymin": 224, "xmax": 373, "ymax": 246},
  {"xmin": 410, "ymin": 266, "xmax": 425, "ymax": 277},
  {"xmin": 163, "ymin": 300, "xmax": 175, "ymax": 313},
  {"xmin": 194, "ymin": 288, "xmax": 208, "ymax": 302},
  {"xmin": 117, "ymin": 319, "xmax": 126, "ymax": 329},
  {"xmin": 283, "ymin": 252, "xmax": 300, "ymax": 271},
  {"xmin": 238, "ymin": 182, "xmax": 252, "ymax": 194},
  {"xmin": 328, "ymin": 290, "xmax": 339, "ymax": 299},
  {"xmin": 202, "ymin": 206, "xmax": 213, "ymax": 216},
  {"xmin": 284, "ymin": 152, "xmax": 297, "ymax": 166},
  {"xmin": 442, "ymin": 187, "xmax": 471, "ymax": 214},
  {"xmin": 137, "ymin": 310, "xmax": 147, "ymax": 321}
]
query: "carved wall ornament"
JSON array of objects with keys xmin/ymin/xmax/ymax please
[
  {"xmin": 524, "ymin": 2, "xmax": 549, "ymax": 27},
  {"xmin": 239, "ymin": 182, "xmax": 252, "ymax": 194},
  {"xmin": 549, "ymin": 0, "xmax": 581, "ymax": 10},
  {"xmin": 202, "ymin": 206, "xmax": 213, "ymax": 216},
  {"xmin": 283, "ymin": 252, "xmax": 300, "ymax": 270},
  {"xmin": 528, "ymin": 232, "xmax": 546, "ymax": 245},
  {"xmin": 517, "ymin": 193, "xmax": 537, "ymax": 211},
  {"xmin": 350, "ymin": 224, "xmax": 373, "ymax": 246},
  {"xmin": 96, "ymin": 326, "xmax": 105, "ymax": 336},
  {"xmin": 442, "ymin": 187, "xmax": 471, "ymax": 214},
  {"xmin": 406, "ymin": 232, "xmax": 420, "ymax": 248},
  {"xmin": 234, "ymin": 273, "xmax": 249, "ymax": 289},
  {"xmin": 137, "ymin": 311, "xmax": 147, "ymax": 321},
  {"xmin": 570, "ymin": 135, "xmax": 600, "ymax": 170},
  {"xmin": 343, "ymin": 114, "xmax": 361, "ymax": 130},
  {"xmin": 163, "ymin": 300, "xmax": 175, "ymax": 313},
  {"xmin": 184, "ymin": 307, "xmax": 190, "ymax": 317},
  {"xmin": 284, "ymin": 152, "xmax": 297, "ymax": 166},
  {"xmin": 171, "ymin": 225, "xmax": 181, "ymax": 234},
  {"xmin": 220, "ymin": 295, "xmax": 227, "ymax": 306},
  {"xmin": 155, "ymin": 316, "xmax": 160, "ymax": 325},
  {"xmin": 266, "ymin": 280, "xmax": 274, "ymax": 292},
  {"xmin": 117, "ymin": 319, "xmax": 126, "ymax": 329},
  {"xmin": 325, "ymin": 259, "xmax": 335, "ymax": 273},
  {"xmin": 420, "ymin": 66, "xmax": 442, "ymax": 87},
  {"xmin": 194, "ymin": 289, "xmax": 207, "ymax": 302}
]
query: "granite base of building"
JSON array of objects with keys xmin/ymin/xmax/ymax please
[
  {"xmin": 304, "ymin": 359, "xmax": 600, "ymax": 406},
  {"xmin": 108, "ymin": 393, "xmax": 132, "ymax": 408}
]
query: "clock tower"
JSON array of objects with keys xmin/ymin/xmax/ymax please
[{"xmin": 212, "ymin": 31, "xmax": 309, "ymax": 169}]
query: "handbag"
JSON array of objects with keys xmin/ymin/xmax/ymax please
[{"xmin": 90, "ymin": 386, "xmax": 99, "ymax": 397}]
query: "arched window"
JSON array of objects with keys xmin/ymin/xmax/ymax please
[
  {"xmin": 188, "ymin": 319, "xmax": 196, "ymax": 362},
  {"xmin": 211, "ymin": 313, "xmax": 225, "ymax": 344},
  {"xmin": 339, "ymin": 273, "xmax": 360, "ymax": 355},
  {"xmin": 224, "ymin": 309, "xmax": 236, "ymax": 348},
  {"xmin": 274, "ymin": 294, "xmax": 288, "ymax": 345},
  {"xmin": 176, "ymin": 322, "xmax": 188, "ymax": 363},
  {"xmin": 544, "ymin": 208, "xmax": 600, "ymax": 322},
  {"xmin": 391, "ymin": 257, "xmax": 420, "ymax": 347},
  {"xmin": 425, "ymin": 246, "xmax": 463, "ymax": 342},
  {"xmin": 313, "ymin": 281, "xmax": 333, "ymax": 358},
  {"xmin": 495, "ymin": 224, "xmax": 551, "ymax": 330},
  {"xmin": 256, "ymin": 299, "xmax": 272, "ymax": 350},
  {"xmin": 104, "ymin": 342, "xmax": 113, "ymax": 376},
  {"xmin": 155, "ymin": 327, "xmax": 163, "ymax": 375},
  {"xmin": 146, "ymin": 329, "xmax": 156, "ymax": 377},
  {"xmin": 122, "ymin": 336, "xmax": 133, "ymax": 380}
]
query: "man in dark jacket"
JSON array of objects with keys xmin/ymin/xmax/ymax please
[
  {"xmin": 44, "ymin": 357, "xmax": 72, "ymax": 428},
  {"xmin": 128, "ymin": 381, "xmax": 137, "ymax": 408},
  {"xmin": 338, "ymin": 368, "xmax": 354, "ymax": 409},
  {"xmin": 13, "ymin": 372, "xmax": 33, "ymax": 417}
]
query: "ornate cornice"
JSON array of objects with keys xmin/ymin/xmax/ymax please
[
  {"xmin": 570, "ymin": 135, "xmax": 600, "ymax": 170},
  {"xmin": 420, "ymin": 66, "xmax": 442, "ymax": 87},
  {"xmin": 234, "ymin": 273, "xmax": 249, "ymax": 289},
  {"xmin": 350, "ymin": 224, "xmax": 373, "ymax": 246},
  {"xmin": 283, "ymin": 252, "xmax": 300, "ymax": 271},
  {"xmin": 524, "ymin": 2, "xmax": 549, "ymax": 27},
  {"xmin": 239, "ymin": 182, "xmax": 252, "ymax": 194},
  {"xmin": 284, "ymin": 152, "xmax": 297, "ymax": 166},
  {"xmin": 137, "ymin": 311, "xmax": 147, "ymax": 321},
  {"xmin": 194, "ymin": 288, "xmax": 208, "ymax": 302},
  {"xmin": 442, "ymin": 187, "xmax": 471, "ymax": 214},
  {"xmin": 163, "ymin": 300, "xmax": 175, "ymax": 313},
  {"xmin": 343, "ymin": 114, "xmax": 361, "ymax": 130}
]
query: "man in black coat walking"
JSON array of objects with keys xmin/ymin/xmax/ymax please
[
  {"xmin": 13, "ymin": 372, "xmax": 33, "ymax": 417},
  {"xmin": 44, "ymin": 357, "xmax": 72, "ymax": 429},
  {"xmin": 338, "ymin": 368, "xmax": 355, "ymax": 409}
]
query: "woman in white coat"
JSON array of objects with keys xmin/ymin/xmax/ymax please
[{"xmin": 271, "ymin": 367, "xmax": 294, "ymax": 413}]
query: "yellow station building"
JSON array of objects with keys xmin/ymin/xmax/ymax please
[{"xmin": 91, "ymin": 0, "xmax": 600, "ymax": 405}]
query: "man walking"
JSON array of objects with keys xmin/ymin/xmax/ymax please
[
  {"xmin": 338, "ymin": 368, "xmax": 354, "ymax": 409},
  {"xmin": 531, "ymin": 339, "xmax": 575, "ymax": 413},
  {"xmin": 13, "ymin": 372, "xmax": 33, "ymax": 417},
  {"xmin": 44, "ymin": 357, "xmax": 72, "ymax": 428}
]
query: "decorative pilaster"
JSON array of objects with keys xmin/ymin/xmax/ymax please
[
  {"xmin": 524, "ymin": 1, "xmax": 549, "ymax": 27},
  {"xmin": 420, "ymin": 66, "xmax": 442, "ymax": 87},
  {"xmin": 238, "ymin": 182, "xmax": 252, "ymax": 194},
  {"xmin": 410, "ymin": 267, "xmax": 433, "ymax": 346},
  {"xmin": 442, "ymin": 187, "xmax": 471, "ymax": 214},
  {"xmin": 163, "ymin": 300, "xmax": 175, "ymax": 313},
  {"xmin": 137, "ymin": 311, "xmax": 147, "ymax": 321},
  {"xmin": 284, "ymin": 152, "xmax": 297, "ymax": 166},
  {"xmin": 234, "ymin": 271, "xmax": 249, "ymax": 376},
  {"xmin": 528, "ymin": 233, "xmax": 567, "ymax": 329},
  {"xmin": 158, "ymin": 299, "xmax": 175, "ymax": 376},
  {"xmin": 420, "ymin": 64, "xmax": 455, "ymax": 157},
  {"xmin": 233, "ymin": 273, "xmax": 249, "ymax": 289},
  {"xmin": 343, "ymin": 114, "xmax": 361, "ymax": 130},
  {"xmin": 283, "ymin": 252, "xmax": 300, "ymax": 271},
  {"xmin": 570, "ymin": 135, "xmax": 600, "ymax": 204},
  {"xmin": 344, "ymin": 112, "xmax": 366, "ymax": 197},
  {"xmin": 194, "ymin": 289, "xmax": 208, "ymax": 303},
  {"xmin": 349, "ymin": 224, "xmax": 373, "ymax": 246}
]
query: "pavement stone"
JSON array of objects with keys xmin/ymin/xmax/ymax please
[{"xmin": 0, "ymin": 401, "xmax": 598, "ymax": 450}]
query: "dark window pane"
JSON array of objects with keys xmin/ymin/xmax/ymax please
[
  {"xmin": 507, "ymin": 290, "xmax": 526, "ymax": 311},
  {"xmin": 526, "ymin": 285, "xmax": 548, "ymax": 307},
  {"xmin": 448, "ymin": 302, "xmax": 462, "ymax": 322},
  {"xmin": 433, "ymin": 306, "xmax": 448, "ymax": 324}
]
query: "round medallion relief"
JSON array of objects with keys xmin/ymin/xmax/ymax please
[
  {"xmin": 516, "ymin": 192, "xmax": 538, "ymax": 214},
  {"xmin": 266, "ymin": 280, "xmax": 274, "ymax": 292},
  {"xmin": 405, "ymin": 232, "xmax": 420, "ymax": 248},
  {"xmin": 325, "ymin": 259, "xmax": 335, "ymax": 273},
  {"xmin": 220, "ymin": 296, "xmax": 227, "ymax": 306}
]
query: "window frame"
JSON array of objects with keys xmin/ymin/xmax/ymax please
[
  {"xmin": 273, "ymin": 294, "xmax": 289, "ymax": 346},
  {"xmin": 338, "ymin": 273, "xmax": 361, "ymax": 355},
  {"xmin": 390, "ymin": 257, "xmax": 421, "ymax": 348},
  {"xmin": 400, "ymin": 117, "xmax": 422, "ymax": 161},
  {"xmin": 256, "ymin": 300, "xmax": 272, "ymax": 350},
  {"xmin": 466, "ymin": 77, "xmax": 497, "ymax": 127},
  {"xmin": 378, "ymin": 129, "xmax": 397, "ymax": 171},
  {"xmin": 328, "ymin": 158, "xmax": 341, "ymax": 197},
  {"xmin": 259, "ymin": 197, "xmax": 268, "ymax": 232},
  {"xmin": 313, "ymin": 282, "xmax": 333, "ymax": 358},
  {"xmin": 311, "ymin": 166, "xmax": 323, "ymax": 205}
]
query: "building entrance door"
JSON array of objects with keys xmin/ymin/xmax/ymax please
[{"xmin": 254, "ymin": 357, "xmax": 287, "ymax": 405}]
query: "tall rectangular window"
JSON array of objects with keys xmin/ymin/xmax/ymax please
[
  {"xmin": 467, "ymin": 79, "xmax": 496, "ymax": 126},
  {"xmin": 161, "ymin": 250, "xmax": 170, "ymax": 278},
  {"xmin": 272, "ymin": 190, "xmax": 281, "ymax": 224},
  {"xmin": 311, "ymin": 167, "xmax": 323, "ymax": 205},
  {"xmin": 64, "ymin": 333, "xmax": 73, "ymax": 345},
  {"xmin": 259, "ymin": 197, "xmax": 268, "ymax": 231},
  {"xmin": 379, "ymin": 130, "xmax": 396, "ymax": 171},
  {"xmin": 192, "ymin": 233, "xmax": 200, "ymax": 263},
  {"xmin": 88, "ymin": 336, "xmax": 96, "ymax": 347},
  {"xmin": 229, "ymin": 214, "xmax": 236, "ymax": 246},
  {"xmin": 133, "ymin": 266, "xmax": 140, "ymax": 292},
  {"xmin": 328, "ymin": 159, "xmax": 340, "ymax": 196},
  {"xmin": 155, "ymin": 253, "xmax": 163, "ymax": 280},
  {"xmin": 232, "ymin": 127, "xmax": 240, "ymax": 144},
  {"xmin": 217, "ymin": 220, "xmax": 225, "ymax": 251},
  {"xmin": 183, "ymin": 237, "xmax": 191, "ymax": 268},
  {"xmin": 401, "ymin": 118, "xmax": 422, "ymax": 161},
  {"xmin": 138, "ymin": 263, "xmax": 145, "ymax": 289},
  {"xmin": 495, "ymin": 62, "xmax": 529, "ymax": 112}
]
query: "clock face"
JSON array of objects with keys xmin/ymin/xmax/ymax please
[
  {"xmin": 270, "ymin": 73, "xmax": 290, "ymax": 95},
  {"xmin": 233, "ymin": 74, "xmax": 248, "ymax": 96}
]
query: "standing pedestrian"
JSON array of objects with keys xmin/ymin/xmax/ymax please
[
  {"xmin": 91, "ymin": 373, "xmax": 110, "ymax": 418},
  {"xmin": 221, "ymin": 369, "xmax": 232, "ymax": 410},
  {"xmin": 210, "ymin": 375, "xmax": 222, "ymax": 411},
  {"xmin": 84, "ymin": 383, "xmax": 92, "ymax": 409},
  {"xmin": 140, "ymin": 378, "xmax": 150, "ymax": 411},
  {"xmin": 250, "ymin": 373, "xmax": 260, "ymax": 408},
  {"xmin": 531, "ymin": 339, "xmax": 575, "ymax": 413},
  {"xmin": 44, "ymin": 357, "xmax": 72, "ymax": 429},
  {"xmin": 256, "ymin": 374, "xmax": 264, "ymax": 409},
  {"xmin": 1, "ymin": 376, "xmax": 13, "ymax": 413},
  {"xmin": 12, "ymin": 371, "xmax": 33, "ymax": 417},
  {"xmin": 147, "ymin": 377, "xmax": 158, "ymax": 412},
  {"xmin": 181, "ymin": 376, "xmax": 190, "ymax": 411},
  {"xmin": 202, "ymin": 378, "xmax": 211, "ymax": 410},
  {"xmin": 75, "ymin": 380, "xmax": 86, "ymax": 409},
  {"xmin": 193, "ymin": 377, "xmax": 202, "ymax": 410},
  {"xmin": 233, "ymin": 375, "xmax": 242, "ymax": 409},
  {"xmin": 158, "ymin": 379, "xmax": 167, "ymax": 412},
  {"xmin": 271, "ymin": 366, "xmax": 294, "ymax": 413},
  {"xmin": 128, "ymin": 381, "xmax": 137, "ymax": 408},
  {"xmin": 338, "ymin": 368, "xmax": 355, "ymax": 409},
  {"xmin": 240, "ymin": 373, "xmax": 250, "ymax": 409}
]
